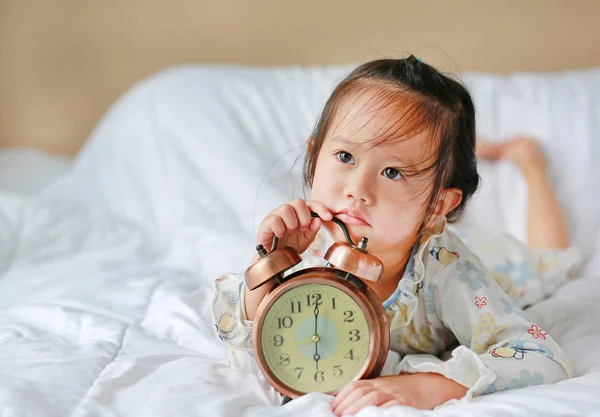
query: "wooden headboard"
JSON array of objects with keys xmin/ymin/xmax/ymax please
[{"xmin": 1, "ymin": 0, "xmax": 599, "ymax": 156}]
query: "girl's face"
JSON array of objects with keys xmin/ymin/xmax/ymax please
[{"xmin": 310, "ymin": 91, "xmax": 459, "ymax": 266}]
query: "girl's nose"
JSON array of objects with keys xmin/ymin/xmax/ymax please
[{"xmin": 344, "ymin": 173, "xmax": 374, "ymax": 205}]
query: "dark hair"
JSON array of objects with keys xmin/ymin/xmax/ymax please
[{"xmin": 303, "ymin": 55, "xmax": 479, "ymax": 229}]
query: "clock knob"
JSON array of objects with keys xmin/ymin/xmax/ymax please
[
  {"xmin": 324, "ymin": 239, "xmax": 383, "ymax": 283},
  {"xmin": 245, "ymin": 244, "xmax": 302, "ymax": 290}
]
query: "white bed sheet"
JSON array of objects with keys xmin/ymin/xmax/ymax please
[{"xmin": 0, "ymin": 64, "xmax": 599, "ymax": 417}]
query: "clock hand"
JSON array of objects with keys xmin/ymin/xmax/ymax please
[
  {"xmin": 295, "ymin": 336, "xmax": 315, "ymax": 345},
  {"xmin": 314, "ymin": 303, "xmax": 319, "ymax": 335},
  {"xmin": 313, "ymin": 303, "xmax": 320, "ymax": 371}
]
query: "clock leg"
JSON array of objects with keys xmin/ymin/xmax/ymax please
[{"xmin": 281, "ymin": 395, "xmax": 292, "ymax": 405}]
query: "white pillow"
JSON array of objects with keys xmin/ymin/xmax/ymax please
[{"xmin": 70, "ymin": 65, "xmax": 600, "ymax": 277}]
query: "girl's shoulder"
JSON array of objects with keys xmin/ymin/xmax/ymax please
[{"xmin": 415, "ymin": 220, "xmax": 486, "ymax": 284}]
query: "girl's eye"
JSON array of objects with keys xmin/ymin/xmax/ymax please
[
  {"xmin": 336, "ymin": 151, "xmax": 355, "ymax": 164},
  {"xmin": 383, "ymin": 167, "xmax": 403, "ymax": 180}
]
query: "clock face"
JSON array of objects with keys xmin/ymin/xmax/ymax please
[{"xmin": 260, "ymin": 283, "xmax": 371, "ymax": 394}]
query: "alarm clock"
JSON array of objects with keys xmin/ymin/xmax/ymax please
[{"xmin": 245, "ymin": 213, "xmax": 390, "ymax": 399}]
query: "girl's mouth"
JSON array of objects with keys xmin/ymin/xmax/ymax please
[{"xmin": 335, "ymin": 210, "xmax": 370, "ymax": 226}]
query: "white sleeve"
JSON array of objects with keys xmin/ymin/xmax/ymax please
[
  {"xmin": 531, "ymin": 246, "xmax": 582, "ymax": 294},
  {"xmin": 456, "ymin": 232, "xmax": 582, "ymax": 308},
  {"xmin": 211, "ymin": 273, "xmax": 260, "ymax": 372},
  {"xmin": 397, "ymin": 257, "xmax": 572, "ymax": 405}
]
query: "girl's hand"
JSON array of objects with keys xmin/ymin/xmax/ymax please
[
  {"xmin": 245, "ymin": 199, "xmax": 332, "ymax": 321},
  {"xmin": 331, "ymin": 373, "xmax": 468, "ymax": 415},
  {"xmin": 254, "ymin": 199, "xmax": 332, "ymax": 261}
]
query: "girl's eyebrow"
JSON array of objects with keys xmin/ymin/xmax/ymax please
[
  {"xmin": 329, "ymin": 136, "xmax": 356, "ymax": 147},
  {"xmin": 388, "ymin": 153, "xmax": 415, "ymax": 166}
]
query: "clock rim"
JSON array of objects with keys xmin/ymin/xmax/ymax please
[{"xmin": 252, "ymin": 268, "xmax": 390, "ymax": 399}]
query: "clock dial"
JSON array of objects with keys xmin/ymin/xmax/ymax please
[{"xmin": 260, "ymin": 283, "xmax": 371, "ymax": 393}]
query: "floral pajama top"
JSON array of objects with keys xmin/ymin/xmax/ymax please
[{"xmin": 211, "ymin": 218, "xmax": 580, "ymax": 404}]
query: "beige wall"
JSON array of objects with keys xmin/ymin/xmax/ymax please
[{"xmin": 1, "ymin": 0, "xmax": 599, "ymax": 155}]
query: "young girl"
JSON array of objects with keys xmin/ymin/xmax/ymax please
[{"xmin": 211, "ymin": 56, "xmax": 577, "ymax": 414}]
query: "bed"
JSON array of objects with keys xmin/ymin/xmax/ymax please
[{"xmin": 0, "ymin": 63, "xmax": 599, "ymax": 416}]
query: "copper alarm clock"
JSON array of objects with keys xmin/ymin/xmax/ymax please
[{"xmin": 245, "ymin": 213, "xmax": 390, "ymax": 399}]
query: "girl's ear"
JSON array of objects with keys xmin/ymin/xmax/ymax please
[{"xmin": 425, "ymin": 188, "xmax": 463, "ymax": 228}]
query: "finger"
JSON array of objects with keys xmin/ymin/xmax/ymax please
[
  {"xmin": 331, "ymin": 380, "xmax": 366, "ymax": 409},
  {"xmin": 258, "ymin": 215, "xmax": 286, "ymax": 241},
  {"xmin": 307, "ymin": 200, "xmax": 333, "ymax": 221},
  {"xmin": 332, "ymin": 385, "xmax": 372, "ymax": 415},
  {"xmin": 336, "ymin": 390, "xmax": 387, "ymax": 416},
  {"xmin": 331, "ymin": 383, "xmax": 353, "ymax": 409},
  {"xmin": 290, "ymin": 199, "xmax": 312, "ymax": 230},
  {"xmin": 308, "ymin": 217, "xmax": 322, "ymax": 232},
  {"xmin": 272, "ymin": 204, "xmax": 299, "ymax": 232},
  {"xmin": 379, "ymin": 399, "xmax": 406, "ymax": 408}
]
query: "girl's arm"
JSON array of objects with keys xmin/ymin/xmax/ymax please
[
  {"xmin": 332, "ymin": 247, "xmax": 573, "ymax": 414},
  {"xmin": 428, "ymin": 256, "xmax": 572, "ymax": 398}
]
